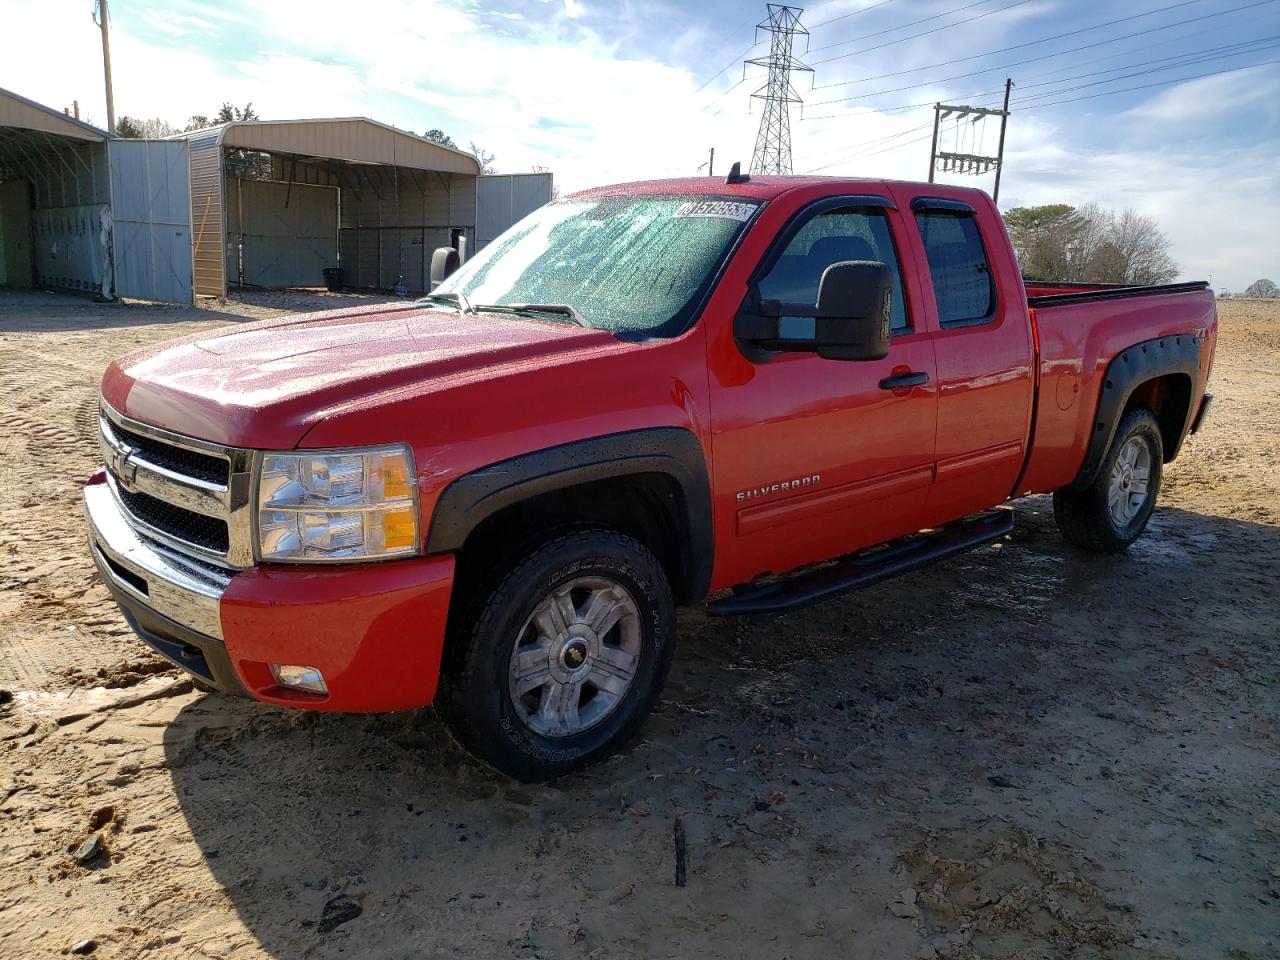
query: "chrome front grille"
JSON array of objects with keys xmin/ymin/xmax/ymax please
[{"xmin": 98, "ymin": 403, "xmax": 256, "ymax": 568}]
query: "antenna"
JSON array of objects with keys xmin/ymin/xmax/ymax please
[
  {"xmin": 746, "ymin": 5, "xmax": 812, "ymax": 176},
  {"xmin": 725, "ymin": 161, "xmax": 750, "ymax": 185}
]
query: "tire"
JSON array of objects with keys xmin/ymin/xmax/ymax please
[
  {"xmin": 437, "ymin": 529, "xmax": 676, "ymax": 781},
  {"xmin": 1054, "ymin": 408, "xmax": 1164, "ymax": 553}
]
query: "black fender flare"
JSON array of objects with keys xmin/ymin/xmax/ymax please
[
  {"xmin": 425, "ymin": 428, "xmax": 713, "ymax": 602},
  {"xmin": 1069, "ymin": 334, "xmax": 1201, "ymax": 491}
]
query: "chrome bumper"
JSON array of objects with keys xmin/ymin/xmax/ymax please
[{"xmin": 84, "ymin": 481, "xmax": 231, "ymax": 640}]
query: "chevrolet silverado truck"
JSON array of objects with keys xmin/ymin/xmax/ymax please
[{"xmin": 84, "ymin": 172, "xmax": 1217, "ymax": 780}]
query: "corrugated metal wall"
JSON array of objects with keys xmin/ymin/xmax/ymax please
[
  {"xmin": 476, "ymin": 173, "xmax": 554, "ymax": 251},
  {"xmin": 187, "ymin": 132, "xmax": 225, "ymax": 298},
  {"xmin": 19, "ymin": 140, "xmax": 112, "ymax": 295},
  {"xmin": 30, "ymin": 205, "xmax": 110, "ymax": 295},
  {"xmin": 108, "ymin": 140, "xmax": 192, "ymax": 303},
  {"xmin": 225, "ymin": 178, "xmax": 338, "ymax": 288},
  {"xmin": 337, "ymin": 168, "xmax": 476, "ymax": 292}
]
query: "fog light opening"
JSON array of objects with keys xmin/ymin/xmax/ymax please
[{"xmin": 269, "ymin": 664, "xmax": 329, "ymax": 695}]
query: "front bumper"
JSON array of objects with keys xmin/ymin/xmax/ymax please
[{"xmin": 85, "ymin": 476, "xmax": 456, "ymax": 712}]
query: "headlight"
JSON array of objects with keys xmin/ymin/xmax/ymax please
[{"xmin": 256, "ymin": 445, "xmax": 420, "ymax": 562}]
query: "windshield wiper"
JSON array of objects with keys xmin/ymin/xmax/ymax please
[
  {"xmin": 415, "ymin": 291, "xmax": 475, "ymax": 314},
  {"xmin": 481, "ymin": 302, "xmax": 590, "ymax": 328}
]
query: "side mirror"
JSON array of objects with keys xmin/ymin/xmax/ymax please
[
  {"xmin": 735, "ymin": 260, "xmax": 893, "ymax": 362},
  {"xmin": 429, "ymin": 247, "xmax": 460, "ymax": 291}
]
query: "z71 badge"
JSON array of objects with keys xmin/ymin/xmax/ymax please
[{"xmin": 736, "ymin": 474, "xmax": 821, "ymax": 502}]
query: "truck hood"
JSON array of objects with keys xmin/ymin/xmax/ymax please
[{"xmin": 102, "ymin": 304, "xmax": 622, "ymax": 449}]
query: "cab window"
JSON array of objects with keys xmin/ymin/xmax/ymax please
[
  {"xmin": 914, "ymin": 210, "xmax": 995, "ymax": 326},
  {"xmin": 758, "ymin": 207, "xmax": 910, "ymax": 333}
]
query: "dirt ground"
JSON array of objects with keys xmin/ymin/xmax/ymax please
[{"xmin": 0, "ymin": 289, "xmax": 1277, "ymax": 960}]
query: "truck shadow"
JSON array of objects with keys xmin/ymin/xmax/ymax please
[{"xmin": 161, "ymin": 501, "xmax": 1280, "ymax": 958}]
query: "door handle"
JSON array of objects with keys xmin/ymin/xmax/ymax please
[{"xmin": 879, "ymin": 371, "xmax": 930, "ymax": 390}]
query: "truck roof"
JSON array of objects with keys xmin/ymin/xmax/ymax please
[{"xmin": 568, "ymin": 175, "xmax": 990, "ymax": 204}]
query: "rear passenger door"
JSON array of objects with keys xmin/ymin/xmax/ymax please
[{"xmin": 897, "ymin": 193, "xmax": 1035, "ymax": 525}]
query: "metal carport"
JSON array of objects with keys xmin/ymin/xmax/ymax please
[
  {"xmin": 1, "ymin": 87, "xmax": 194, "ymax": 304},
  {"xmin": 176, "ymin": 118, "xmax": 481, "ymax": 298},
  {"xmin": 0, "ymin": 87, "xmax": 112, "ymax": 296}
]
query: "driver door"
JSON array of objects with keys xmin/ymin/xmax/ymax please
[{"xmin": 707, "ymin": 196, "xmax": 939, "ymax": 587}]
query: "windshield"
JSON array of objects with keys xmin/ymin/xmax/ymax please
[{"xmin": 434, "ymin": 195, "xmax": 760, "ymax": 337}]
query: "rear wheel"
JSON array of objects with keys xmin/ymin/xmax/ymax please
[
  {"xmin": 437, "ymin": 529, "xmax": 675, "ymax": 781},
  {"xmin": 1054, "ymin": 408, "xmax": 1164, "ymax": 553}
]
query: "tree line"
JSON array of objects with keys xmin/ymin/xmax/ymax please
[{"xmin": 1002, "ymin": 203, "xmax": 1178, "ymax": 286}]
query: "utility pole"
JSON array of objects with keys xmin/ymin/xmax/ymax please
[
  {"xmin": 708, "ymin": 147, "xmax": 715, "ymax": 177},
  {"xmin": 927, "ymin": 105, "xmax": 941, "ymax": 184},
  {"xmin": 747, "ymin": 4, "xmax": 812, "ymax": 176},
  {"xmin": 94, "ymin": 0, "xmax": 116, "ymax": 134},
  {"xmin": 991, "ymin": 77, "xmax": 1014, "ymax": 204},
  {"xmin": 927, "ymin": 78, "xmax": 1012, "ymax": 201}
]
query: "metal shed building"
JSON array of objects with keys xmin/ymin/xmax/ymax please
[
  {"xmin": 176, "ymin": 118, "xmax": 482, "ymax": 298},
  {"xmin": 475, "ymin": 172, "xmax": 554, "ymax": 252},
  {"xmin": 0, "ymin": 88, "xmax": 112, "ymax": 296},
  {"xmin": 1, "ymin": 86, "xmax": 194, "ymax": 303}
]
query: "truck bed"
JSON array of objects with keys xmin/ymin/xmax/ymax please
[{"xmin": 1016, "ymin": 279, "xmax": 1218, "ymax": 495}]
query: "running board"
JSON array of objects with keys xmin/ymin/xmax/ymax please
[{"xmin": 707, "ymin": 508, "xmax": 1014, "ymax": 617}]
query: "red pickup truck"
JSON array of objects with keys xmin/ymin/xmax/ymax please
[{"xmin": 84, "ymin": 173, "xmax": 1216, "ymax": 780}]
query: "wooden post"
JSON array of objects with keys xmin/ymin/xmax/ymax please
[
  {"xmin": 992, "ymin": 78, "xmax": 1013, "ymax": 204},
  {"xmin": 98, "ymin": 0, "xmax": 116, "ymax": 134},
  {"xmin": 927, "ymin": 103, "xmax": 941, "ymax": 183}
]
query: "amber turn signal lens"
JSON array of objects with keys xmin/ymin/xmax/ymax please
[
  {"xmin": 382, "ymin": 452, "xmax": 413, "ymax": 499},
  {"xmin": 381, "ymin": 507, "xmax": 417, "ymax": 550}
]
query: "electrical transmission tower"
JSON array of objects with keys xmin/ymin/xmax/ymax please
[{"xmin": 747, "ymin": 5, "xmax": 812, "ymax": 176}]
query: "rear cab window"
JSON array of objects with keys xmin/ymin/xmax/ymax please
[{"xmin": 913, "ymin": 204, "xmax": 996, "ymax": 326}]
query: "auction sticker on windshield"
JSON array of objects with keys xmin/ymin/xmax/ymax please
[{"xmin": 673, "ymin": 200, "xmax": 757, "ymax": 221}]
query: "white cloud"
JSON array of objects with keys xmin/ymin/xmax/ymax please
[
  {"xmin": 135, "ymin": 9, "xmax": 219, "ymax": 36},
  {"xmin": 1, "ymin": 0, "xmax": 1273, "ymax": 289},
  {"xmin": 1125, "ymin": 63, "xmax": 1280, "ymax": 124}
]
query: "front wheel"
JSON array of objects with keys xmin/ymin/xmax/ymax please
[
  {"xmin": 1054, "ymin": 408, "xmax": 1164, "ymax": 553},
  {"xmin": 437, "ymin": 529, "xmax": 675, "ymax": 781}
]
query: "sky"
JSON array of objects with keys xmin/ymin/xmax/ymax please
[{"xmin": 2, "ymin": 0, "xmax": 1277, "ymax": 290}]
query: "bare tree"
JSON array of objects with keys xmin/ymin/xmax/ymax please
[
  {"xmin": 469, "ymin": 141, "xmax": 497, "ymax": 175},
  {"xmin": 1243, "ymin": 278, "xmax": 1278, "ymax": 298},
  {"xmin": 115, "ymin": 116, "xmax": 179, "ymax": 138},
  {"xmin": 1003, "ymin": 202, "xmax": 1177, "ymax": 285},
  {"xmin": 1107, "ymin": 208, "xmax": 1178, "ymax": 285}
]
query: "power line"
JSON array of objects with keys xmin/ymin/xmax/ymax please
[
  {"xmin": 810, "ymin": 0, "xmax": 1039, "ymax": 65},
  {"xmin": 808, "ymin": 33, "xmax": 1278, "ymax": 110},
  {"xmin": 1010, "ymin": 37, "xmax": 1280, "ymax": 103},
  {"xmin": 810, "ymin": 0, "xmax": 996, "ymax": 48},
  {"xmin": 810, "ymin": 0, "xmax": 1267, "ymax": 82},
  {"xmin": 694, "ymin": 40, "xmax": 762, "ymax": 95},
  {"xmin": 795, "ymin": 119, "xmax": 937, "ymax": 164},
  {"xmin": 808, "ymin": 0, "xmax": 900, "ymax": 31},
  {"xmin": 798, "ymin": 56, "xmax": 1279, "ymax": 174},
  {"xmin": 1017, "ymin": 56, "xmax": 1280, "ymax": 110}
]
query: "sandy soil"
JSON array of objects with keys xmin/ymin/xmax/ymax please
[{"xmin": 0, "ymin": 290, "xmax": 1277, "ymax": 960}]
